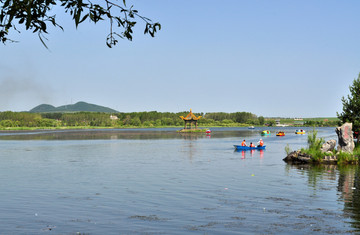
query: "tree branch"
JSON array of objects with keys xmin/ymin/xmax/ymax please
[{"xmin": 0, "ymin": 0, "xmax": 161, "ymax": 47}]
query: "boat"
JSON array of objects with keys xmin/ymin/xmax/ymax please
[
  {"xmin": 295, "ymin": 129, "xmax": 306, "ymax": 134},
  {"xmin": 205, "ymin": 129, "xmax": 211, "ymax": 134},
  {"xmin": 234, "ymin": 145, "xmax": 266, "ymax": 150},
  {"xmin": 276, "ymin": 131, "xmax": 285, "ymax": 136},
  {"xmin": 261, "ymin": 130, "xmax": 270, "ymax": 136},
  {"xmin": 248, "ymin": 126, "xmax": 255, "ymax": 129}
]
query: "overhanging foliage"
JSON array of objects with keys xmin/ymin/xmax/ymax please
[{"xmin": 0, "ymin": 0, "xmax": 161, "ymax": 48}]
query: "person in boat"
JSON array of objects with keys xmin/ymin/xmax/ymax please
[
  {"xmin": 257, "ymin": 139, "xmax": 264, "ymax": 147},
  {"xmin": 241, "ymin": 140, "xmax": 247, "ymax": 146},
  {"xmin": 250, "ymin": 142, "xmax": 255, "ymax": 148}
]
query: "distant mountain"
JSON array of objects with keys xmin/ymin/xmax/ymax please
[
  {"xmin": 30, "ymin": 104, "xmax": 57, "ymax": 113},
  {"xmin": 29, "ymin": 101, "xmax": 118, "ymax": 113}
]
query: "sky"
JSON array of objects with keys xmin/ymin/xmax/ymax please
[{"xmin": 1, "ymin": 0, "xmax": 360, "ymax": 118}]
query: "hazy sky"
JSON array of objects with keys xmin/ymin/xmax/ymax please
[{"xmin": 1, "ymin": 0, "xmax": 360, "ymax": 117}]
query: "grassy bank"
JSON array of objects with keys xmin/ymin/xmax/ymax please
[{"xmin": 177, "ymin": 129, "xmax": 209, "ymax": 133}]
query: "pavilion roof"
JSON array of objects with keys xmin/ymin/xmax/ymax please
[{"xmin": 179, "ymin": 109, "xmax": 202, "ymax": 121}]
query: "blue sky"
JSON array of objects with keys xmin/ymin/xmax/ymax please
[{"xmin": 1, "ymin": 0, "xmax": 360, "ymax": 117}]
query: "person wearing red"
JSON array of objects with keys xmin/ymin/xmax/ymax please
[
  {"xmin": 241, "ymin": 140, "xmax": 247, "ymax": 146},
  {"xmin": 250, "ymin": 142, "xmax": 255, "ymax": 148},
  {"xmin": 257, "ymin": 139, "xmax": 264, "ymax": 147}
]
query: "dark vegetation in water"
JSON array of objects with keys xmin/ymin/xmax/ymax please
[{"xmin": 129, "ymin": 215, "xmax": 168, "ymax": 221}]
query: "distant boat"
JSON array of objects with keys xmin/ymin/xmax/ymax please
[
  {"xmin": 206, "ymin": 129, "xmax": 211, "ymax": 134},
  {"xmin": 261, "ymin": 130, "xmax": 270, "ymax": 136},
  {"xmin": 295, "ymin": 129, "xmax": 306, "ymax": 134},
  {"xmin": 248, "ymin": 126, "xmax": 255, "ymax": 129},
  {"xmin": 276, "ymin": 131, "xmax": 285, "ymax": 136},
  {"xmin": 234, "ymin": 145, "xmax": 266, "ymax": 150}
]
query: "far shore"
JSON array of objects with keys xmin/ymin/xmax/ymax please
[{"xmin": 0, "ymin": 124, "xmax": 338, "ymax": 132}]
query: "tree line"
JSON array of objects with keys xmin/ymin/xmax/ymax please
[
  {"xmin": 303, "ymin": 120, "xmax": 338, "ymax": 127},
  {"xmin": 0, "ymin": 111, "xmax": 264, "ymax": 128}
]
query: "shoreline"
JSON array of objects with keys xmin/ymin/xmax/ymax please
[{"xmin": 0, "ymin": 124, "xmax": 338, "ymax": 132}]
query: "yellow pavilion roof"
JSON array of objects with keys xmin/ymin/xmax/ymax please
[{"xmin": 179, "ymin": 109, "xmax": 202, "ymax": 121}]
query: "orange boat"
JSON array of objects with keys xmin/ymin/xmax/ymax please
[{"xmin": 276, "ymin": 131, "xmax": 285, "ymax": 136}]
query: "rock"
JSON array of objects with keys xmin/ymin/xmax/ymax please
[
  {"xmin": 336, "ymin": 122, "xmax": 354, "ymax": 153},
  {"xmin": 283, "ymin": 151, "xmax": 298, "ymax": 162},
  {"xmin": 322, "ymin": 155, "xmax": 338, "ymax": 164},
  {"xmin": 320, "ymin": 139, "xmax": 336, "ymax": 152},
  {"xmin": 283, "ymin": 150, "xmax": 311, "ymax": 164},
  {"xmin": 283, "ymin": 150, "xmax": 338, "ymax": 164}
]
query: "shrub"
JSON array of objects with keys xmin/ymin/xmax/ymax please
[
  {"xmin": 295, "ymin": 128, "xmax": 325, "ymax": 162},
  {"xmin": 285, "ymin": 144, "xmax": 292, "ymax": 155},
  {"xmin": 307, "ymin": 128, "xmax": 324, "ymax": 151},
  {"xmin": 337, "ymin": 151, "xmax": 358, "ymax": 164}
]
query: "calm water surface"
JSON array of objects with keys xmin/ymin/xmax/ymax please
[{"xmin": 0, "ymin": 127, "xmax": 359, "ymax": 234}]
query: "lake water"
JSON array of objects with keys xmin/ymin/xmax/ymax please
[{"xmin": 1, "ymin": 127, "xmax": 359, "ymax": 234}]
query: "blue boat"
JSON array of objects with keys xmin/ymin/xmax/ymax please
[{"xmin": 234, "ymin": 145, "xmax": 266, "ymax": 150}]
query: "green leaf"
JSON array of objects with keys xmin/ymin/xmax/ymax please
[
  {"xmin": 79, "ymin": 14, "xmax": 88, "ymax": 24},
  {"xmin": 38, "ymin": 33, "xmax": 49, "ymax": 50},
  {"xmin": 3, "ymin": 0, "xmax": 11, "ymax": 8}
]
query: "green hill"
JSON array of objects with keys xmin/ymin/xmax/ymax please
[
  {"xmin": 29, "ymin": 104, "xmax": 57, "ymax": 113},
  {"xmin": 29, "ymin": 101, "xmax": 118, "ymax": 113}
]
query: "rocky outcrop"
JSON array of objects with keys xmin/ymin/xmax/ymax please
[
  {"xmin": 336, "ymin": 122, "xmax": 354, "ymax": 153},
  {"xmin": 321, "ymin": 139, "xmax": 336, "ymax": 153},
  {"xmin": 283, "ymin": 150, "xmax": 311, "ymax": 164},
  {"xmin": 284, "ymin": 123, "xmax": 357, "ymax": 165},
  {"xmin": 283, "ymin": 150, "xmax": 338, "ymax": 164}
]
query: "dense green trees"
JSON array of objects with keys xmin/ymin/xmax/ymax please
[
  {"xmin": 0, "ymin": 0, "xmax": 160, "ymax": 47},
  {"xmin": 0, "ymin": 110, "xmax": 340, "ymax": 129},
  {"xmin": 0, "ymin": 112, "xmax": 59, "ymax": 127},
  {"xmin": 204, "ymin": 112, "xmax": 256, "ymax": 124},
  {"xmin": 337, "ymin": 73, "xmax": 360, "ymax": 140},
  {"xmin": 258, "ymin": 116, "xmax": 265, "ymax": 125},
  {"xmin": 304, "ymin": 120, "xmax": 338, "ymax": 127},
  {"xmin": 0, "ymin": 110, "xmax": 261, "ymax": 128}
]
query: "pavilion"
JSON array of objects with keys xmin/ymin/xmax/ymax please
[{"xmin": 179, "ymin": 109, "xmax": 202, "ymax": 129}]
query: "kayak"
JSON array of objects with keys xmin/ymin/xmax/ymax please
[{"xmin": 234, "ymin": 145, "xmax": 266, "ymax": 150}]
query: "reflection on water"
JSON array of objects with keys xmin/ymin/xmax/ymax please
[
  {"xmin": 338, "ymin": 165, "xmax": 356, "ymax": 203},
  {"xmin": 286, "ymin": 164, "xmax": 360, "ymax": 233},
  {"xmin": 0, "ymin": 127, "xmax": 275, "ymax": 141},
  {"xmin": 235, "ymin": 149, "xmax": 265, "ymax": 159},
  {"xmin": 1, "ymin": 127, "xmax": 360, "ymax": 234},
  {"xmin": 339, "ymin": 165, "xmax": 360, "ymax": 232},
  {"xmin": 286, "ymin": 164, "xmax": 338, "ymax": 190}
]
